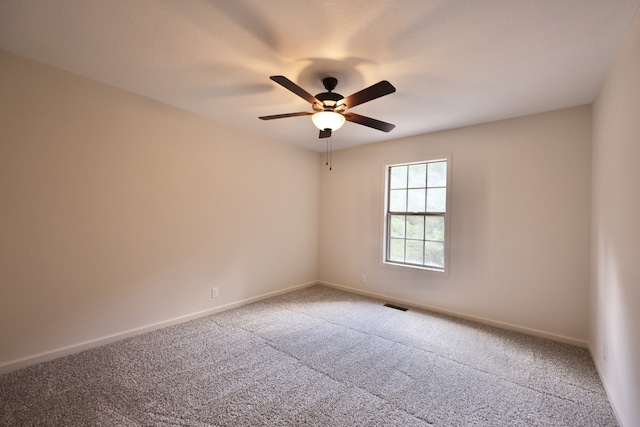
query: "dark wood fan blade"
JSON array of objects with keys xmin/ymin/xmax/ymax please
[
  {"xmin": 341, "ymin": 81, "xmax": 396, "ymax": 109},
  {"xmin": 344, "ymin": 112, "xmax": 396, "ymax": 132},
  {"xmin": 259, "ymin": 112, "xmax": 313, "ymax": 120},
  {"xmin": 319, "ymin": 129, "xmax": 332, "ymax": 138},
  {"xmin": 270, "ymin": 76, "xmax": 318, "ymax": 104}
]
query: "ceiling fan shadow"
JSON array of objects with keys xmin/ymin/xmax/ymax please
[
  {"xmin": 296, "ymin": 57, "xmax": 375, "ymax": 94},
  {"xmin": 200, "ymin": 83, "xmax": 274, "ymax": 99}
]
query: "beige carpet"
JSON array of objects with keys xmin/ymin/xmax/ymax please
[{"xmin": 0, "ymin": 285, "xmax": 617, "ymax": 426}]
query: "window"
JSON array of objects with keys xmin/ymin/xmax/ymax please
[{"xmin": 383, "ymin": 157, "xmax": 449, "ymax": 272}]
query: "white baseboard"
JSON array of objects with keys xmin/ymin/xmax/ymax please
[
  {"xmin": 588, "ymin": 344, "xmax": 625, "ymax": 427},
  {"xmin": 0, "ymin": 279, "xmax": 589, "ymax": 374},
  {"xmin": 0, "ymin": 281, "xmax": 317, "ymax": 375},
  {"xmin": 318, "ymin": 280, "xmax": 589, "ymax": 348}
]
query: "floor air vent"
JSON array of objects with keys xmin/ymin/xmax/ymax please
[{"xmin": 384, "ymin": 303, "xmax": 409, "ymax": 311}]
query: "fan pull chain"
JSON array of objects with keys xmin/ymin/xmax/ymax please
[
  {"xmin": 326, "ymin": 137, "xmax": 329, "ymax": 166},
  {"xmin": 329, "ymin": 135, "xmax": 333, "ymax": 170},
  {"xmin": 325, "ymin": 135, "xmax": 333, "ymax": 170}
]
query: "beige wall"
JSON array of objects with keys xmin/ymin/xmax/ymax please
[
  {"xmin": 319, "ymin": 105, "xmax": 592, "ymax": 343},
  {"xmin": 591, "ymin": 9, "xmax": 640, "ymax": 427},
  {"xmin": 0, "ymin": 50, "xmax": 320, "ymax": 370}
]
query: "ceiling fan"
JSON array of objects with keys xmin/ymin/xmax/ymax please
[{"xmin": 259, "ymin": 75, "xmax": 396, "ymax": 138}]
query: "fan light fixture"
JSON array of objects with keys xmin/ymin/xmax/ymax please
[{"xmin": 312, "ymin": 111, "xmax": 345, "ymax": 131}]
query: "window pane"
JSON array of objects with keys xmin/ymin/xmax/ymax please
[
  {"xmin": 385, "ymin": 159, "xmax": 448, "ymax": 271},
  {"xmin": 407, "ymin": 189, "xmax": 426, "ymax": 212},
  {"xmin": 425, "ymin": 241, "xmax": 445, "ymax": 268},
  {"xmin": 408, "ymin": 163, "xmax": 427, "ymax": 188},
  {"xmin": 389, "ymin": 215, "xmax": 405, "ymax": 238},
  {"xmin": 390, "ymin": 166, "xmax": 407, "ymax": 189},
  {"xmin": 406, "ymin": 216, "xmax": 424, "ymax": 239},
  {"xmin": 406, "ymin": 240, "xmax": 424, "ymax": 264},
  {"xmin": 425, "ymin": 216, "xmax": 445, "ymax": 241},
  {"xmin": 389, "ymin": 189, "xmax": 407, "ymax": 211},
  {"xmin": 427, "ymin": 161, "xmax": 447, "ymax": 187},
  {"xmin": 389, "ymin": 239, "xmax": 405, "ymax": 262},
  {"xmin": 426, "ymin": 188, "xmax": 446, "ymax": 212}
]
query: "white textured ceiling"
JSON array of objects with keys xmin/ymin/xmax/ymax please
[{"xmin": 1, "ymin": 0, "xmax": 639, "ymax": 152}]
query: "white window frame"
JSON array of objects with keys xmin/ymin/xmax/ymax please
[{"xmin": 381, "ymin": 154, "xmax": 451, "ymax": 274}]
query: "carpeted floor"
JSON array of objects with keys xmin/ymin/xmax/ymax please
[{"xmin": 0, "ymin": 285, "xmax": 617, "ymax": 426}]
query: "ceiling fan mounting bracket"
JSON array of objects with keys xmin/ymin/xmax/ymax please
[{"xmin": 322, "ymin": 77, "xmax": 338, "ymax": 92}]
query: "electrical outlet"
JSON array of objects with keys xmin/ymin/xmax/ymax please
[
  {"xmin": 360, "ymin": 274, "xmax": 366, "ymax": 283},
  {"xmin": 211, "ymin": 287, "xmax": 219, "ymax": 298},
  {"xmin": 603, "ymin": 344, "xmax": 608, "ymax": 363}
]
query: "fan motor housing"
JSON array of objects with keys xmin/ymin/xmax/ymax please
[{"xmin": 316, "ymin": 92, "xmax": 344, "ymax": 102}]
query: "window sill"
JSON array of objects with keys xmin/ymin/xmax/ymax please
[{"xmin": 382, "ymin": 260, "xmax": 447, "ymax": 275}]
